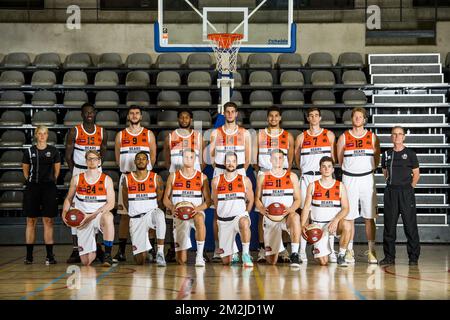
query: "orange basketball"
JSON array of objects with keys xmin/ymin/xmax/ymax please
[
  {"xmin": 174, "ymin": 201, "xmax": 196, "ymax": 220},
  {"xmin": 267, "ymin": 202, "xmax": 287, "ymax": 222},
  {"xmin": 302, "ymin": 224, "xmax": 323, "ymax": 244},
  {"xmin": 66, "ymin": 208, "xmax": 85, "ymax": 227}
]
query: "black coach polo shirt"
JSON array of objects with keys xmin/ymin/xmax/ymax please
[
  {"xmin": 22, "ymin": 145, "xmax": 61, "ymax": 184},
  {"xmin": 381, "ymin": 147, "xmax": 419, "ymax": 186}
]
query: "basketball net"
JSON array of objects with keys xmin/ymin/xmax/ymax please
[{"xmin": 208, "ymin": 33, "xmax": 243, "ymax": 114}]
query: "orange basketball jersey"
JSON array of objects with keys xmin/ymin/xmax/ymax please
[
  {"xmin": 300, "ymin": 129, "xmax": 332, "ymax": 173},
  {"xmin": 74, "ymin": 124, "xmax": 103, "ymax": 169},
  {"xmin": 258, "ymin": 129, "xmax": 289, "ymax": 170},
  {"xmin": 214, "ymin": 126, "xmax": 246, "ymax": 169},
  {"xmin": 169, "ymin": 129, "xmax": 201, "ymax": 172},
  {"xmin": 125, "ymin": 171, "xmax": 158, "ymax": 216},
  {"xmin": 311, "ymin": 179, "xmax": 342, "ymax": 222},
  {"xmin": 261, "ymin": 170, "xmax": 294, "ymax": 208},
  {"xmin": 172, "ymin": 170, "xmax": 203, "ymax": 207},
  {"xmin": 216, "ymin": 174, "xmax": 247, "ymax": 218},
  {"xmin": 74, "ymin": 173, "xmax": 107, "ymax": 213},
  {"xmin": 342, "ymin": 130, "xmax": 375, "ymax": 173},
  {"xmin": 119, "ymin": 128, "xmax": 152, "ymax": 173}
]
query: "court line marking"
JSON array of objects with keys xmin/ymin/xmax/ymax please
[
  {"xmin": 383, "ymin": 266, "xmax": 450, "ymax": 284},
  {"xmin": 19, "ymin": 272, "xmax": 67, "ymax": 300},
  {"xmin": 253, "ymin": 265, "xmax": 265, "ymax": 299}
]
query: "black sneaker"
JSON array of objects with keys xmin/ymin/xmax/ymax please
[
  {"xmin": 45, "ymin": 255, "xmax": 57, "ymax": 265},
  {"xmin": 337, "ymin": 253, "xmax": 348, "ymax": 267},
  {"xmin": 95, "ymin": 247, "xmax": 105, "ymax": 263},
  {"xmin": 379, "ymin": 258, "xmax": 395, "ymax": 266},
  {"xmin": 203, "ymin": 251, "xmax": 210, "ymax": 263},
  {"xmin": 66, "ymin": 249, "xmax": 81, "ymax": 264},
  {"xmin": 24, "ymin": 257, "xmax": 33, "ymax": 265},
  {"xmin": 165, "ymin": 248, "xmax": 176, "ymax": 263},
  {"xmin": 408, "ymin": 260, "xmax": 418, "ymax": 266},
  {"xmin": 289, "ymin": 253, "xmax": 301, "ymax": 267},
  {"xmin": 103, "ymin": 253, "xmax": 114, "ymax": 267},
  {"xmin": 113, "ymin": 251, "xmax": 126, "ymax": 263},
  {"xmin": 149, "ymin": 248, "xmax": 156, "ymax": 262}
]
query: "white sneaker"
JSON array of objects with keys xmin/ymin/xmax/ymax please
[
  {"xmin": 345, "ymin": 249, "xmax": 355, "ymax": 264},
  {"xmin": 365, "ymin": 250, "xmax": 378, "ymax": 264},
  {"xmin": 329, "ymin": 252, "xmax": 337, "ymax": 263},
  {"xmin": 257, "ymin": 248, "xmax": 266, "ymax": 262},
  {"xmin": 195, "ymin": 256, "xmax": 205, "ymax": 267},
  {"xmin": 299, "ymin": 252, "xmax": 308, "ymax": 263}
]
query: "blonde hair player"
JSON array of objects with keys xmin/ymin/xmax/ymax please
[
  {"xmin": 301, "ymin": 156, "xmax": 351, "ymax": 266},
  {"xmin": 62, "ymin": 150, "xmax": 115, "ymax": 267},
  {"xmin": 163, "ymin": 148, "xmax": 212, "ymax": 267},
  {"xmin": 114, "ymin": 105, "xmax": 157, "ymax": 262},
  {"xmin": 211, "ymin": 152, "xmax": 254, "ymax": 267},
  {"xmin": 121, "ymin": 151, "xmax": 166, "ymax": 266},
  {"xmin": 209, "ymin": 102, "xmax": 251, "ymax": 262},
  {"xmin": 255, "ymin": 149, "xmax": 301, "ymax": 267},
  {"xmin": 336, "ymin": 107, "xmax": 380, "ymax": 264}
]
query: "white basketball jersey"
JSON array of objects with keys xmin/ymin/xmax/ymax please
[
  {"xmin": 261, "ymin": 170, "xmax": 294, "ymax": 208},
  {"xmin": 125, "ymin": 171, "xmax": 158, "ymax": 217},
  {"xmin": 342, "ymin": 130, "xmax": 375, "ymax": 174},
  {"xmin": 310, "ymin": 180, "xmax": 342, "ymax": 222},
  {"xmin": 169, "ymin": 129, "xmax": 202, "ymax": 173},
  {"xmin": 216, "ymin": 174, "xmax": 247, "ymax": 218},
  {"xmin": 119, "ymin": 127, "xmax": 152, "ymax": 173},
  {"xmin": 74, "ymin": 173, "xmax": 107, "ymax": 214},
  {"xmin": 171, "ymin": 170, "xmax": 204, "ymax": 207},
  {"xmin": 300, "ymin": 129, "xmax": 332, "ymax": 173},
  {"xmin": 258, "ymin": 129, "xmax": 289, "ymax": 171},
  {"xmin": 214, "ymin": 126, "xmax": 246, "ymax": 170}
]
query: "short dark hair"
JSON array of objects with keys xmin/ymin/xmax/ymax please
[
  {"xmin": 224, "ymin": 101, "xmax": 238, "ymax": 112},
  {"xmin": 270, "ymin": 149, "xmax": 285, "ymax": 157},
  {"xmin": 128, "ymin": 105, "xmax": 142, "ymax": 114},
  {"xmin": 181, "ymin": 148, "xmax": 196, "ymax": 156},
  {"xmin": 319, "ymin": 156, "xmax": 334, "ymax": 167},
  {"xmin": 307, "ymin": 107, "xmax": 320, "ymax": 117},
  {"xmin": 391, "ymin": 125, "xmax": 405, "ymax": 134},
  {"xmin": 81, "ymin": 103, "xmax": 95, "ymax": 112},
  {"xmin": 177, "ymin": 109, "xmax": 193, "ymax": 118},
  {"xmin": 267, "ymin": 106, "xmax": 281, "ymax": 116},
  {"xmin": 224, "ymin": 151, "xmax": 238, "ymax": 162},
  {"xmin": 135, "ymin": 151, "xmax": 149, "ymax": 160}
]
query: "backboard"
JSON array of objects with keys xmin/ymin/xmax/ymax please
[{"xmin": 155, "ymin": 0, "xmax": 296, "ymax": 53}]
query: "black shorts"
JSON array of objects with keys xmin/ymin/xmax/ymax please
[{"xmin": 23, "ymin": 182, "xmax": 58, "ymax": 218}]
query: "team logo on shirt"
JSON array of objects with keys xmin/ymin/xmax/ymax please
[
  {"xmin": 402, "ymin": 154, "xmax": 408, "ymax": 160},
  {"xmin": 46, "ymin": 152, "xmax": 51, "ymax": 157}
]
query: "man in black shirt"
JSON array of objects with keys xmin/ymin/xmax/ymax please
[{"xmin": 380, "ymin": 126, "xmax": 420, "ymax": 266}]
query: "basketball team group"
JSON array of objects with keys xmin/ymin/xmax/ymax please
[{"xmin": 24, "ymin": 101, "xmax": 384, "ymax": 269}]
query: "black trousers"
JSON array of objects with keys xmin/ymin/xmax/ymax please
[{"xmin": 383, "ymin": 185, "xmax": 420, "ymax": 261}]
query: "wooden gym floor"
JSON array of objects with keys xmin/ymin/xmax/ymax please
[{"xmin": 0, "ymin": 245, "xmax": 448, "ymax": 300}]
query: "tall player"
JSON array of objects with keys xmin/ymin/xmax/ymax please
[
  {"xmin": 114, "ymin": 105, "xmax": 157, "ymax": 262},
  {"xmin": 65, "ymin": 103, "xmax": 108, "ymax": 264},
  {"xmin": 255, "ymin": 149, "xmax": 301, "ymax": 266},
  {"xmin": 301, "ymin": 156, "xmax": 351, "ymax": 266},
  {"xmin": 163, "ymin": 148, "xmax": 211, "ymax": 266},
  {"xmin": 336, "ymin": 107, "xmax": 380, "ymax": 264},
  {"xmin": 209, "ymin": 102, "xmax": 251, "ymax": 261},
  {"xmin": 211, "ymin": 152, "xmax": 254, "ymax": 267},
  {"xmin": 294, "ymin": 107, "xmax": 336, "ymax": 263},
  {"xmin": 62, "ymin": 150, "xmax": 115, "ymax": 267},
  {"xmin": 121, "ymin": 152, "xmax": 166, "ymax": 266},
  {"xmin": 255, "ymin": 106, "xmax": 295, "ymax": 263},
  {"xmin": 163, "ymin": 109, "xmax": 205, "ymax": 262}
]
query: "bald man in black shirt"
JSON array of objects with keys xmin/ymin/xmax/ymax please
[{"xmin": 380, "ymin": 126, "xmax": 420, "ymax": 266}]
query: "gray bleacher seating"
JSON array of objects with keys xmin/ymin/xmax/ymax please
[
  {"xmin": 247, "ymin": 53, "xmax": 272, "ymax": 69},
  {"xmin": 249, "ymin": 90, "xmax": 273, "ymax": 107},
  {"xmin": 373, "ymin": 114, "xmax": 445, "ymax": 125},
  {"xmin": 311, "ymin": 70, "xmax": 335, "ymax": 86},
  {"xmin": 280, "ymin": 71, "xmax": 304, "ymax": 86},
  {"xmin": 342, "ymin": 70, "xmax": 367, "ymax": 85},
  {"xmin": 188, "ymin": 91, "xmax": 212, "ymax": 107},
  {"xmin": 281, "ymin": 110, "xmax": 305, "ymax": 127},
  {"xmin": 157, "ymin": 152, "xmax": 166, "ymax": 168},
  {"xmin": 31, "ymin": 110, "xmax": 57, "ymax": 126},
  {"xmin": 104, "ymin": 170, "xmax": 120, "ymax": 188},
  {"xmin": 342, "ymin": 110, "xmax": 352, "ymax": 124},
  {"xmin": 187, "ymin": 71, "xmax": 212, "ymax": 87},
  {"xmin": 319, "ymin": 110, "xmax": 336, "ymax": 125},
  {"xmin": 157, "ymin": 91, "xmax": 181, "ymax": 107},
  {"xmin": 33, "ymin": 53, "xmax": 61, "ymax": 68},
  {"xmin": 157, "ymin": 130, "xmax": 170, "ymax": 148},
  {"xmin": 377, "ymin": 134, "xmax": 445, "ymax": 146},
  {"xmin": 0, "ymin": 131, "xmax": 26, "ymax": 147},
  {"xmin": 31, "ymin": 70, "xmax": 57, "ymax": 86},
  {"xmin": 277, "ymin": 53, "xmax": 302, "ymax": 68},
  {"xmin": 186, "ymin": 53, "xmax": 213, "ymax": 69},
  {"xmin": 0, "ymin": 91, "xmax": 25, "ymax": 106},
  {"xmin": 311, "ymin": 90, "xmax": 335, "ymax": 105},
  {"xmin": 236, "ymin": 54, "xmax": 244, "ymax": 69},
  {"xmin": 126, "ymin": 91, "xmax": 150, "ymax": 107},
  {"xmin": 102, "ymin": 150, "xmax": 116, "ymax": 167},
  {"xmin": 249, "ymin": 110, "xmax": 268, "ymax": 127},
  {"xmin": 3, "ymin": 52, "xmax": 30, "ymax": 67},
  {"xmin": 96, "ymin": 111, "xmax": 119, "ymax": 126},
  {"xmin": 193, "ymin": 111, "xmax": 212, "ymax": 127},
  {"xmin": 32, "ymin": 90, "xmax": 57, "ymax": 106},
  {"xmin": 249, "ymin": 71, "xmax": 273, "ymax": 87},
  {"xmin": 157, "ymin": 71, "xmax": 181, "ymax": 87},
  {"xmin": 125, "ymin": 53, "xmax": 152, "ymax": 68},
  {"xmin": 63, "ymin": 71, "xmax": 88, "ymax": 86},
  {"xmin": 63, "ymin": 171, "xmax": 72, "ymax": 187},
  {"xmin": 105, "ymin": 130, "xmax": 116, "ymax": 148},
  {"xmin": 220, "ymin": 91, "xmax": 243, "ymax": 107},
  {"xmin": 155, "ymin": 53, "xmax": 182, "ymax": 69},
  {"xmin": 64, "ymin": 53, "xmax": 92, "ymax": 68},
  {"xmin": 0, "ymin": 191, "xmax": 23, "ymax": 208},
  {"xmin": 63, "ymin": 110, "xmax": 83, "ymax": 126},
  {"xmin": 94, "ymin": 71, "xmax": 119, "ymax": 86},
  {"xmin": 233, "ymin": 72, "xmax": 242, "ymax": 87},
  {"xmin": 307, "ymin": 52, "xmax": 333, "ymax": 67},
  {"xmin": 0, "ymin": 71, "xmax": 25, "ymax": 86},
  {"xmin": 46, "ymin": 130, "xmax": 58, "ymax": 145},
  {"xmin": 98, "ymin": 53, "xmax": 123, "ymax": 68},
  {"xmin": 157, "ymin": 110, "xmax": 178, "ymax": 127},
  {"xmin": 0, "ymin": 151, "xmax": 23, "ymax": 168},
  {"xmin": 342, "ymin": 89, "xmax": 367, "ymax": 105},
  {"xmin": 280, "ymin": 90, "xmax": 304, "ymax": 106},
  {"xmin": 287, "ymin": 129, "xmax": 301, "ymax": 140},
  {"xmin": 0, "ymin": 110, "xmax": 25, "ymax": 125},
  {"xmin": 95, "ymin": 91, "xmax": 120, "ymax": 108},
  {"xmin": 0, "ymin": 172, "xmax": 25, "ymax": 188},
  {"xmin": 63, "ymin": 91, "xmax": 88, "ymax": 107},
  {"xmin": 337, "ymin": 52, "xmax": 364, "ymax": 68},
  {"xmin": 126, "ymin": 71, "xmax": 150, "ymax": 87}
]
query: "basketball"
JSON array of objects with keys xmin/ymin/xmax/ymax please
[
  {"xmin": 174, "ymin": 201, "xmax": 196, "ymax": 220},
  {"xmin": 302, "ymin": 224, "xmax": 323, "ymax": 244},
  {"xmin": 266, "ymin": 202, "xmax": 287, "ymax": 222},
  {"xmin": 65, "ymin": 209, "xmax": 85, "ymax": 228}
]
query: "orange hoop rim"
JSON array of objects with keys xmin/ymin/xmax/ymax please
[{"xmin": 207, "ymin": 33, "xmax": 244, "ymax": 49}]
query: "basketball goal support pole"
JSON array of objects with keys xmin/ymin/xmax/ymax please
[{"xmin": 217, "ymin": 72, "xmax": 234, "ymax": 114}]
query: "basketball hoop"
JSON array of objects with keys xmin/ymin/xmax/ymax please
[{"xmin": 208, "ymin": 33, "xmax": 243, "ymax": 74}]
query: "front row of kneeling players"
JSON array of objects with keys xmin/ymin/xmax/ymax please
[{"xmin": 62, "ymin": 148, "xmax": 351, "ymax": 267}]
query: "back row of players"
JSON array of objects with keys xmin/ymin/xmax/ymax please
[{"xmin": 62, "ymin": 102, "xmax": 380, "ymax": 267}]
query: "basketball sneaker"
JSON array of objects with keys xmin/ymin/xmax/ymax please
[
  {"xmin": 345, "ymin": 249, "xmax": 355, "ymax": 264},
  {"xmin": 156, "ymin": 252, "xmax": 166, "ymax": 267},
  {"xmin": 231, "ymin": 253, "xmax": 240, "ymax": 265},
  {"xmin": 113, "ymin": 251, "xmax": 126, "ymax": 263},
  {"xmin": 290, "ymin": 253, "xmax": 301, "ymax": 268},
  {"xmin": 24, "ymin": 258, "xmax": 33, "ymax": 265},
  {"xmin": 365, "ymin": 250, "xmax": 378, "ymax": 264},
  {"xmin": 165, "ymin": 248, "xmax": 176, "ymax": 263},
  {"xmin": 299, "ymin": 252, "xmax": 308, "ymax": 263},
  {"xmin": 337, "ymin": 253, "xmax": 348, "ymax": 267},
  {"xmin": 66, "ymin": 249, "xmax": 81, "ymax": 264},
  {"xmin": 329, "ymin": 252, "xmax": 337, "ymax": 263},
  {"xmin": 278, "ymin": 250, "xmax": 291, "ymax": 263},
  {"xmin": 45, "ymin": 255, "xmax": 57, "ymax": 265},
  {"xmin": 195, "ymin": 256, "xmax": 206, "ymax": 267},
  {"xmin": 102, "ymin": 253, "xmax": 113, "ymax": 267},
  {"xmin": 212, "ymin": 250, "xmax": 222, "ymax": 263},
  {"xmin": 242, "ymin": 253, "xmax": 254, "ymax": 268},
  {"xmin": 257, "ymin": 248, "xmax": 266, "ymax": 263},
  {"xmin": 379, "ymin": 258, "xmax": 395, "ymax": 266}
]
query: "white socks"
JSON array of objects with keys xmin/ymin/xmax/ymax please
[
  {"xmin": 242, "ymin": 243, "xmax": 250, "ymax": 255},
  {"xmin": 291, "ymin": 243, "xmax": 299, "ymax": 254},
  {"xmin": 339, "ymin": 248, "xmax": 346, "ymax": 255},
  {"xmin": 368, "ymin": 240, "xmax": 375, "ymax": 252},
  {"xmin": 196, "ymin": 241, "xmax": 205, "ymax": 259},
  {"xmin": 348, "ymin": 241, "xmax": 353, "ymax": 251},
  {"xmin": 328, "ymin": 235, "xmax": 335, "ymax": 253},
  {"xmin": 157, "ymin": 244, "xmax": 164, "ymax": 254}
]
